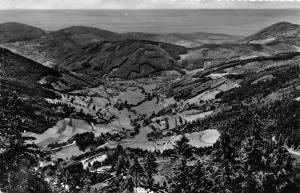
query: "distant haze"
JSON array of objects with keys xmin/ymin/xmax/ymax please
[
  {"xmin": 0, "ymin": 9, "xmax": 299, "ymax": 36},
  {"xmin": 0, "ymin": 0, "xmax": 300, "ymax": 9}
]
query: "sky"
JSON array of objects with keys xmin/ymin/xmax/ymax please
[{"xmin": 0, "ymin": 0, "xmax": 300, "ymax": 9}]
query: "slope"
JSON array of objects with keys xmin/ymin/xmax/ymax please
[{"xmin": 0, "ymin": 22, "xmax": 46, "ymax": 43}]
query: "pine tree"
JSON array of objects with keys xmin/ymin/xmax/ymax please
[
  {"xmin": 179, "ymin": 116, "xmax": 183, "ymax": 126},
  {"xmin": 115, "ymin": 156, "xmax": 128, "ymax": 176},
  {"xmin": 144, "ymin": 152, "xmax": 158, "ymax": 188},
  {"xmin": 108, "ymin": 152, "xmax": 130, "ymax": 193},
  {"xmin": 0, "ymin": 94, "xmax": 49, "ymax": 193},
  {"xmin": 126, "ymin": 176, "xmax": 135, "ymax": 192},
  {"xmin": 173, "ymin": 135, "xmax": 192, "ymax": 157},
  {"xmin": 171, "ymin": 158, "xmax": 191, "ymax": 193},
  {"xmin": 191, "ymin": 160, "xmax": 210, "ymax": 193},
  {"xmin": 129, "ymin": 157, "xmax": 144, "ymax": 188},
  {"xmin": 111, "ymin": 145, "xmax": 126, "ymax": 170},
  {"xmin": 212, "ymin": 131, "xmax": 238, "ymax": 192},
  {"xmin": 108, "ymin": 175, "xmax": 125, "ymax": 193},
  {"xmin": 165, "ymin": 117, "xmax": 169, "ymax": 130}
]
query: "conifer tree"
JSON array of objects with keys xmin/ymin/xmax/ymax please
[
  {"xmin": 191, "ymin": 160, "xmax": 211, "ymax": 193},
  {"xmin": 129, "ymin": 157, "xmax": 144, "ymax": 188},
  {"xmin": 144, "ymin": 152, "xmax": 158, "ymax": 188},
  {"xmin": 178, "ymin": 116, "xmax": 183, "ymax": 126},
  {"xmin": 0, "ymin": 94, "xmax": 49, "ymax": 193},
  {"xmin": 171, "ymin": 158, "xmax": 191, "ymax": 193},
  {"xmin": 212, "ymin": 131, "xmax": 238, "ymax": 192},
  {"xmin": 173, "ymin": 135, "xmax": 192, "ymax": 157},
  {"xmin": 165, "ymin": 117, "xmax": 169, "ymax": 130},
  {"xmin": 126, "ymin": 176, "xmax": 135, "ymax": 192},
  {"xmin": 115, "ymin": 156, "xmax": 128, "ymax": 176}
]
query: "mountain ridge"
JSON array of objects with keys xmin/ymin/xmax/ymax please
[
  {"xmin": 0, "ymin": 22, "xmax": 46, "ymax": 43},
  {"xmin": 1, "ymin": 21, "xmax": 299, "ymax": 80},
  {"xmin": 243, "ymin": 21, "xmax": 300, "ymax": 43}
]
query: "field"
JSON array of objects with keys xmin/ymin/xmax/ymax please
[{"xmin": 26, "ymin": 73, "xmax": 225, "ymax": 160}]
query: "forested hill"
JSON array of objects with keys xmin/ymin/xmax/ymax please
[{"xmin": 0, "ymin": 22, "xmax": 45, "ymax": 43}]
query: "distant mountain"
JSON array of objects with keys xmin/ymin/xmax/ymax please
[
  {"xmin": 2, "ymin": 22, "xmax": 299, "ymax": 80},
  {"xmin": 0, "ymin": 22, "xmax": 46, "ymax": 43},
  {"xmin": 36, "ymin": 25, "xmax": 241, "ymax": 48},
  {"xmin": 42, "ymin": 26, "xmax": 124, "ymax": 47},
  {"xmin": 243, "ymin": 22, "xmax": 300, "ymax": 44},
  {"xmin": 0, "ymin": 24, "xmax": 242, "ymax": 70},
  {"xmin": 124, "ymin": 32, "xmax": 242, "ymax": 48},
  {"xmin": 42, "ymin": 39, "xmax": 187, "ymax": 79},
  {"xmin": 179, "ymin": 22, "xmax": 300, "ymax": 71},
  {"xmin": 166, "ymin": 23, "xmax": 300, "ymax": 101},
  {"xmin": 2, "ymin": 25, "xmax": 190, "ymax": 79}
]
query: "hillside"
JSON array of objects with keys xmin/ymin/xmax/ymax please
[
  {"xmin": 123, "ymin": 31, "xmax": 242, "ymax": 48},
  {"xmin": 243, "ymin": 22, "xmax": 300, "ymax": 44},
  {"xmin": 52, "ymin": 39, "xmax": 187, "ymax": 79},
  {"xmin": 179, "ymin": 22, "xmax": 300, "ymax": 71},
  {"xmin": 1, "ymin": 22, "xmax": 299, "ymax": 80},
  {"xmin": 3, "ymin": 28, "xmax": 188, "ymax": 79},
  {"xmin": 29, "ymin": 25, "xmax": 241, "ymax": 48},
  {"xmin": 1, "ymin": 24, "xmax": 241, "ymax": 78},
  {"xmin": 0, "ymin": 47, "xmax": 60, "ymax": 83},
  {"xmin": 0, "ymin": 47, "xmax": 100, "ymax": 96},
  {"xmin": 169, "ymin": 22, "xmax": 300, "ymax": 101},
  {"xmin": 42, "ymin": 26, "xmax": 124, "ymax": 46},
  {"xmin": 0, "ymin": 22, "xmax": 45, "ymax": 43}
]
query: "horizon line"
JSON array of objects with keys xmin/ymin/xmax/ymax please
[{"xmin": 0, "ymin": 8, "xmax": 300, "ymax": 10}]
